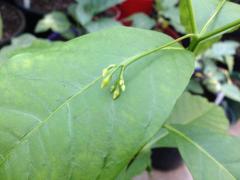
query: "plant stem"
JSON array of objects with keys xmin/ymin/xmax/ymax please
[
  {"xmin": 123, "ymin": 34, "xmax": 195, "ymax": 68},
  {"xmin": 187, "ymin": 0, "xmax": 198, "ymax": 34},
  {"xmin": 0, "ymin": 14, "xmax": 3, "ymax": 40},
  {"xmin": 200, "ymin": 19, "xmax": 240, "ymax": 41},
  {"xmin": 189, "ymin": 18, "xmax": 240, "ymax": 52},
  {"xmin": 200, "ymin": 0, "xmax": 226, "ymax": 35}
]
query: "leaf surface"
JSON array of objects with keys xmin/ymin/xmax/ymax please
[
  {"xmin": 0, "ymin": 27, "xmax": 194, "ymax": 179},
  {"xmin": 160, "ymin": 93, "xmax": 240, "ymax": 180}
]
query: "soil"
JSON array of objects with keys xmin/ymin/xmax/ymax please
[
  {"xmin": 0, "ymin": 2, "xmax": 25, "ymax": 44},
  {"xmin": 15, "ymin": 0, "xmax": 74, "ymax": 14}
]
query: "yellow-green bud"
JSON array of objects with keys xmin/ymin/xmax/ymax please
[
  {"xmin": 121, "ymin": 84, "xmax": 126, "ymax": 91},
  {"xmin": 110, "ymin": 85, "xmax": 116, "ymax": 92},
  {"xmin": 113, "ymin": 86, "xmax": 120, "ymax": 100},
  {"xmin": 101, "ymin": 75, "xmax": 111, "ymax": 88},
  {"xmin": 119, "ymin": 79, "xmax": 124, "ymax": 86},
  {"xmin": 102, "ymin": 68, "xmax": 109, "ymax": 77},
  {"xmin": 102, "ymin": 64, "xmax": 116, "ymax": 77}
]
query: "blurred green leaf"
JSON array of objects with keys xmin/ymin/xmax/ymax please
[
  {"xmin": 72, "ymin": 0, "xmax": 124, "ymax": 25},
  {"xmin": 222, "ymin": 84, "xmax": 240, "ymax": 102},
  {"xmin": 187, "ymin": 79, "xmax": 204, "ymax": 94},
  {"xmin": 35, "ymin": 11, "xmax": 71, "ymax": 33},
  {"xmin": 159, "ymin": 93, "xmax": 240, "ymax": 180},
  {"xmin": 85, "ymin": 18, "xmax": 121, "ymax": 32},
  {"xmin": 156, "ymin": 0, "xmax": 185, "ymax": 33},
  {"xmin": 205, "ymin": 41, "xmax": 240, "ymax": 60},
  {"xmin": 127, "ymin": 13, "xmax": 156, "ymax": 29},
  {"xmin": 203, "ymin": 78, "xmax": 222, "ymax": 93}
]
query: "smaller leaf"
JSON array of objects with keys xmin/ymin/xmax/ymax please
[
  {"xmin": 127, "ymin": 13, "xmax": 156, "ymax": 29},
  {"xmin": 187, "ymin": 79, "xmax": 204, "ymax": 94},
  {"xmin": 85, "ymin": 18, "xmax": 121, "ymax": 33},
  {"xmin": 204, "ymin": 41, "xmax": 240, "ymax": 61},
  {"xmin": 158, "ymin": 93, "xmax": 240, "ymax": 180},
  {"xmin": 222, "ymin": 84, "xmax": 240, "ymax": 102},
  {"xmin": 35, "ymin": 11, "xmax": 71, "ymax": 33},
  {"xmin": 156, "ymin": 0, "xmax": 185, "ymax": 33},
  {"xmin": 203, "ymin": 78, "xmax": 222, "ymax": 93},
  {"xmin": 75, "ymin": 3, "xmax": 93, "ymax": 25}
]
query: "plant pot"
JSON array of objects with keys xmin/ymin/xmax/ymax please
[
  {"xmin": 151, "ymin": 148, "xmax": 183, "ymax": 171},
  {"xmin": 14, "ymin": 0, "xmax": 74, "ymax": 15},
  {"xmin": 1, "ymin": 0, "xmax": 15, "ymax": 5},
  {"xmin": 0, "ymin": 2, "xmax": 26, "ymax": 47}
]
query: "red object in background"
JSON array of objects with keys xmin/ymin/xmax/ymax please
[{"xmin": 118, "ymin": 0, "xmax": 154, "ymax": 19}]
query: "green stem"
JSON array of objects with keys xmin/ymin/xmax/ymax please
[
  {"xmin": 200, "ymin": 0, "xmax": 226, "ymax": 35},
  {"xmin": 187, "ymin": 0, "xmax": 198, "ymax": 33},
  {"xmin": 123, "ymin": 34, "xmax": 195, "ymax": 67},
  {"xmin": 200, "ymin": 19, "xmax": 240, "ymax": 41},
  {"xmin": 189, "ymin": 18, "xmax": 240, "ymax": 52},
  {"xmin": 0, "ymin": 14, "xmax": 3, "ymax": 39}
]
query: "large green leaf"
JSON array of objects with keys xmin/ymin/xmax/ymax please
[
  {"xmin": 180, "ymin": 0, "xmax": 240, "ymax": 54},
  {"xmin": 0, "ymin": 27, "xmax": 194, "ymax": 179},
  {"xmin": 159, "ymin": 93, "xmax": 240, "ymax": 180},
  {"xmin": 0, "ymin": 34, "xmax": 61, "ymax": 64}
]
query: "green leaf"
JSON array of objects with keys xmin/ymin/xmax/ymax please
[
  {"xmin": 187, "ymin": 79, "xmax": 204, "ymax": 94},
  {"xmin": 76, "ymin": 0, "xmax": 123, "ymax": 14},
  {"xmin": 180, "ymin": 0, "xmax": 240, "ymax": 34},
  {"xmin": 166, "ymin": 93, "xmax": 228, "ymax": 128},
  {"xmin": 73, "ymin": 0, "xmax": 124, "ymax": 25},
  {"xmin": 180, "ymin": 0, "xmax": 240, "ymax": 54},
  {"xmin": 159, "ymin": 93, "xmax": 240, "ymax": 180},
  {"xmin": 0, "ymin": 34, "xmax": 60, "ymax": 64},
  {"xmin": 204, "ymin": 41, "xmax": 240, "ymax": 61},
  {"xmin": 222, "ymin": 84, "xmax": 240, "ymax": 102},
  {"xmin": 156, "ymin": 0, "xmax": 185, "ymax": 33},
  {"xmin": 117, "ymin": 129, "xmax": 168, "ymax": 180},
  {"xmin": 127, "ymin": 13, "xmax": 156, "ymax": 29},
  {"xmin": 0, "ymin": 27, "xmax": 194, "ymax": 179},
  {"xmin": 75, "ymin": 3, "xmax": 93, "ymax": 25},
  {"xmin": 35, "ymin": 11, "xmax": 71, "ymax": 33},
  {"xmin": 85, "ymin": 18, "xmax": 121, "ymax": 33}
]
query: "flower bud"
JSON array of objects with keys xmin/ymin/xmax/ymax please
[
  {"xmin": 101, "ymin": 75, "xmax": 112, "ymax": 88},
  {"xmin": 113, "ymin": 86, "xmax": 120, "ymax": 100},
  {"xmin": 121, "ymin": 84, "xmax": 126, "ymax": 92},
  {"xmin": 102, "ymin": 64, "xmax": 116, "ymax": 77}
]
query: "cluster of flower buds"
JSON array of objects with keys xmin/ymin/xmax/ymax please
[{"xmin": 101, "ymin": 64, "xmax": 126, "ymax": 100}]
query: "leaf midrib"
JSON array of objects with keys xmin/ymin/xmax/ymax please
[
  {"xmin": 0, "ymin": 76, "xmax": 102, "ymax": 167},
  {"xmin": 164, "ymin": 124, "xmax": 236, "ymax": 180}
]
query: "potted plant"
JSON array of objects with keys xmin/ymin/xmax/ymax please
[
  {"xmin": 0, "ymin": 2, "xmax": 25, "ymax": 47},
  {"xmin": 0, "ymin": 0, "xmax": 240, "ymax": 179}
]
